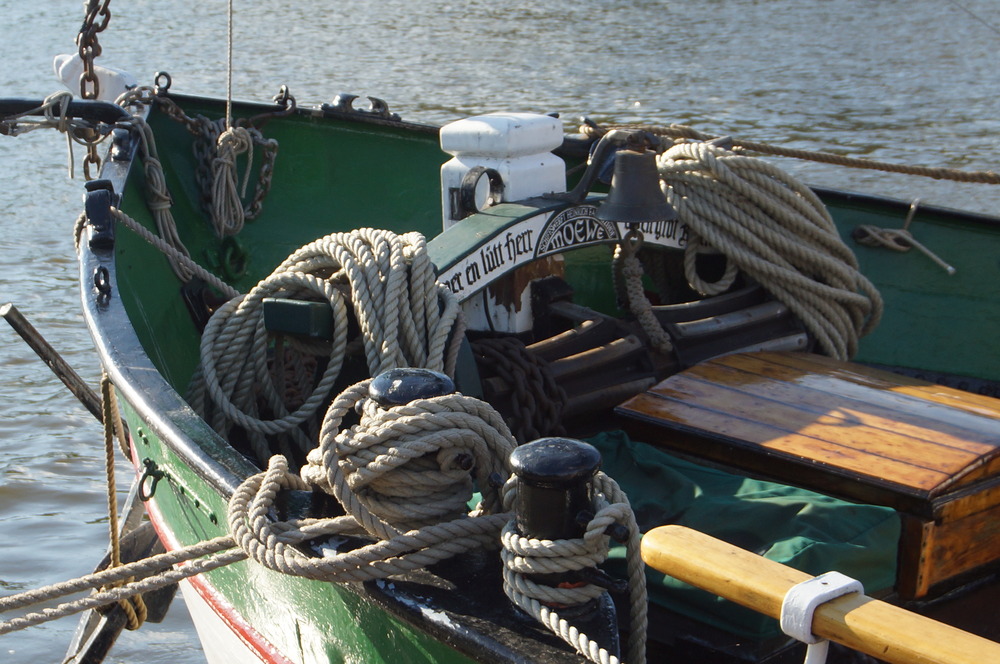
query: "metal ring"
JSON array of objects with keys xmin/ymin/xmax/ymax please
[
  {"xmin": 623, "ymin": 226, "xmax": 645, "ymax": 251},
  {"xmin": 459, "ymin": 167, "xmax": 504, "ymax": 217},
  {"xmin": 94, "ymin": 265, "xmax": 111, "ymax": 294},
  {"xmin": 93, "ymin": 265, "xmax": 112, "ymax": 306},
  {"xmin": 154, "ymin": 71, "xmax": 172, "ymax": 94}
]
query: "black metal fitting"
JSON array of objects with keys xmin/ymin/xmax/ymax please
[
  {"xmin": 84, "ymin": 178, "xmax": 117, "ymax": 251},
  {"xmin": 509, "ymin": 437, "xmax": 602, "ymax": 540},
  {"xmin": 368, "ymin": 367, "xmax": 456, "ymax": 408}
]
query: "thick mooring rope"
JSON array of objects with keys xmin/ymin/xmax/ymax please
[
  {"xmin": 231, "ymin": 375, "xmax": 516, "ymax": 579},
  {"xmin": 657, "ymin": 141, "xmax": 883, "ymax": 360},
  {"xmin": 500, "ymin": 473, "xmax": 648, "ymax": 664},
  {"xmin": 0, "ymin": 536, "xmax": 241, "ymax": 636}
]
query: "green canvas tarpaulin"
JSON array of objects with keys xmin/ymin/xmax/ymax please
[{"xmin": 592, "ymin": 431, "xmax": 900, "ymax": 639}]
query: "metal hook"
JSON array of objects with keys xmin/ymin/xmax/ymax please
[{"xmin": 138, "ymin": 458, "xmax": 164, "ymax": 502}]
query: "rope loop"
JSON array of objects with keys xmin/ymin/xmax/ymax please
[
  {"xmin": 657, "ymin": 140, "xmax": 883, "ymax": 360},
  {"xmin": 500, "ymin": 472, "xmax": 647, "ymax": 664},
  {"xmin": 302, "ymin": 378, "xmax": 516, "ymax": 539}
]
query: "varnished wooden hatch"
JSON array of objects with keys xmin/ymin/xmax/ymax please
[{"xmin": 616, "ymin": 351, "xmax": 1000, "ymax": 598}]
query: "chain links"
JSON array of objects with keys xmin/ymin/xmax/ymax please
[
  {"xmin": 156, "ymin": 95, "xmax": 280, "ymax": 224},
  {"xmin": 76, "ymin": 0, "xmax": 113, "ymax": 178}
]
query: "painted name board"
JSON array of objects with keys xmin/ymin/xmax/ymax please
[{"xmin": 438, "ymin": 204, "xmax": 688, "ymax": 301}]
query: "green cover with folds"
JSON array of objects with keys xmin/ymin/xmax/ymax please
[{"xmin": 592, "ymin": 431, "xmax": 900, "ymax": 639}]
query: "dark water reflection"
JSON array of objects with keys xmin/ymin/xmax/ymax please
[{"xmin": 0, "ymin": 0, "xmax": 997, "ymax": 661}]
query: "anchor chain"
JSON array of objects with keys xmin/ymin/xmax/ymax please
[
  {"xmin": 155, "ymin": 94, "xmax": 282, "ymax": 234},
  {"xmin": 76, "ymin": 0, "xmax": 113, "ymax": 178}
]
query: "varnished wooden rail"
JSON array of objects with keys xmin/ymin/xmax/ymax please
[{"xmin": 641, "ymin": 525, "xmax": 1000, "ymax": 664}]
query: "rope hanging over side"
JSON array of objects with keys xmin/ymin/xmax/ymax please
[
  {"xmin": 99, "ymin": 374, "xmax": 147, "ymax": 631},
  {"xmin": 657, "ymin": 141, "xmax": 883, "ymax": 360}
]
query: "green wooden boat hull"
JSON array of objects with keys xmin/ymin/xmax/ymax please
[{"xmin": 76, "ymin": 92, "xmax": 1000, "ymax": 663}]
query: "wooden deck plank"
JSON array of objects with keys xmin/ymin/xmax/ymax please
[
  {"xmin": 676, "ymin": 358, "xmax": 1000, "ymax": 491},
  {"xmin": 752, "ymin": 352, "xmax": 1000, "ymax": 422},
  {"xmin": 621, "ymin": 390, "xmax": 951, "ymax": 497},
  {"xmin": 711, "ymin": 353, "xmax": 1000, "ymax": 448},
  {"xmin": 647, "ymin": 373, "xmax": 975, "ymax": 485},
  {"xmin": 677, "ymin": 359, "xmax": 996, "ymax": 456}
]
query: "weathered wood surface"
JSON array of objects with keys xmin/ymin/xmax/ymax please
[
  {"xmin": 617, "ymin": 351, "xmax": 1000, "ymax": 510},
  {"xmin": 617, "ymin": 351, "xmax": 1000, "ymax": 597},
  {"xmin": 641, "ymin": 525, "xmax": 1000, "ymax": 664}
]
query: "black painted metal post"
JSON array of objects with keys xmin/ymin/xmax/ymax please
[
  {"xmin": 509, "ymin": 437, "xmax": 620, "ymax": 657},
  {"xmin": 368, "ymin": 367, "xmax": 456, "ymax": 406},
  {"xmin": 509, "ymin": 437, "xmax": 602, "ymax": 541}
]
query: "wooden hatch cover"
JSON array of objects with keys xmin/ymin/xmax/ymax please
[{"xmin": 615, "ymin": 350, "xmax": 1000, "ymax": 598}]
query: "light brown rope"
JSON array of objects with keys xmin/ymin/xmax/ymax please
[
  {"xmin": 584, "ymin": 122, "xmax": 1000, "ymax": 184},
  {"xmin": 100, "ymin": 374, "xmax": 147, "ymax": 631}
]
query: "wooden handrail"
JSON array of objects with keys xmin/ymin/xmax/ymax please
[{"xmin": 640, "ymin": 525, "xmax": 1000, "ymax": 664}]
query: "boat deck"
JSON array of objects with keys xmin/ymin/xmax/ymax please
[{"xmin": 616, "ymin": 351, "xmax": 1000, "ymax": 598}]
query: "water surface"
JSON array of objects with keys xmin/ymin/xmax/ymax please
[{"xmin": 1, "ymin": 1, "xmax": 998, "ymax": 661}]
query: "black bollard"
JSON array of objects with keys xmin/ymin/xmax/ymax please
[
  {"xmin": 508, "ymin": 437, "xmax": 621, "ymax": 657},
  {"xmin": 369, "ymin": 367, "xmax": 456, "ymax": 407},
  {"xmin": 509, "ymin": 437, "xmax": 602, "ymax": 541}
]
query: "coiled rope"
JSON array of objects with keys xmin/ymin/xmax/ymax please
[
  {"xmin": 500, "ymin": 472, "xmax": 648, "ymax": 664},
  {"xmin": 655, "ymin": 141, "xmax": 883, "ymax": 360},
  {"xmin": 301, "ymin": 378, "xmax": 515, "ymax": 535},
  {"xmin": 189, "ymin": 228, "xmax": 465, "ymax": 466},
  {"xmin": 211, "ymin": 125, "xmax": 256, "ymax": 237},
  {"xmin": 231, "ymin": 376, "xmax": 516, "ymax": 580}
]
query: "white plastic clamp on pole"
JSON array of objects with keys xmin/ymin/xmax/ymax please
[{"xmin": 780, "ymin": 571, "xmax": 864, "ymax": 664}]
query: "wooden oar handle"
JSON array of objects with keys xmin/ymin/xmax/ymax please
[{"xmin": 640, "ymin": 525, "xmax": 1000, "ymax": 664}]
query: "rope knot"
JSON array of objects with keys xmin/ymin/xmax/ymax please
[
  {"xmin": 303, "ymin": 380, "xmax": 515, "ymax": 539},
  {"xmin": 210, "ymin": 126, "xmax": 255, "ymax": 238}
]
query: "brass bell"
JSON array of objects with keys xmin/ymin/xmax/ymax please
[{"xmin": 595, "ymin": 149, "xmax": 677, "ymax": 225}]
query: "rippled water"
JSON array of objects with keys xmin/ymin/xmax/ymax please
[{"xmin": 1, "ymin": 1, "xmax": 998, "ymax": 662}]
